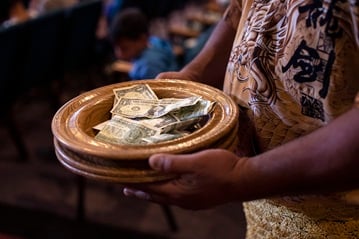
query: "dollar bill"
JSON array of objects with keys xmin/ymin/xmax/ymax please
[
  {"xmin": 107, "ymin": 114, "xmax": 202, "ymax": 134},
  {"xmin": 172, "ymin": 98, "xmax": 215, "ymax": 121},
  {"xmin": 111, "ymin": 96, "xmax": 201, "ymax": 119},
  {"xmin": 92, "ymin": 120, "xmax": 109, "ymax": 131},
  {"xmin": 94, "ymin": 84, "xmax": 215, "ymax": 145},
  {"xmin": 112, "ymin": 84, "xmax": 158, "ymax": 107},
  {"xmin": 95, "ymin": 115, "xmax": 159, "ymax": 145},
  {"xmin": 141, "ymin": 132, "xmax": 190, "ymax": 144},
  {"xmin": 133, "ymin": 114, "xmax": 179, "ymax": 129},
  {"xmin": 159, "ymin": 115, "xmax": 207, "ymax": 133},
  {"xmin": 113, "ymin": 84, "xmax": 158, "ymax": 100}
]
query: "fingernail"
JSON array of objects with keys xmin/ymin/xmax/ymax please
[
  {"xmin": 149, "ymin": 156, "xmax": 164, "ymax": 171},
  {"xmin": 123, "ymin": 188, "xmax": 135, "ymax": 197},
  {"xmin": 135, "ymin": 191, "xmax": 151, "ymax": 200},
  {"xmin": 123, "ymin": 188, "xmax": 151, "ymax": 200}
]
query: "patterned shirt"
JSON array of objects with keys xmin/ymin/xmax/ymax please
[
  {"xmin": 224, "ymin": 0, "xmax": 359, "ymax": 150},
  {"xmin": 223, "ymin": 0, "xmax": 359, "ymax": 237}
]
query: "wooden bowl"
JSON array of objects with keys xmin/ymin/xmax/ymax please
[
  {"xmin": 54, "ymin": 138, "xmax": 174, "ymax": 183},
  {"xmin": 51, "ymin": 79, "xmax": 239, "ymax": 182}
]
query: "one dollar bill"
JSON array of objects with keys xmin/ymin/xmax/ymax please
[
  {"xmin": 95, "ymin": 115, "xmax": 160, "ymax": 145},
  {"xmin": 111, "ymin": 96, "xmax": 201, "ymax": 119}
]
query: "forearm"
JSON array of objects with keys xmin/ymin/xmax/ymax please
[
  {"xmin": 180, "ymin": 1, "xmax": 240, "ymax": 89},
  {"xmin": 235, "ymin": 107, "xmax": 359, "ymax": 201}
]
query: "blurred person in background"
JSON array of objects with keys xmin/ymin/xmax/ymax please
[
  {"xmin": 109, "ymin": 7, "xmax": 179, "ymax": 80},
  {"xmin": 0, "ymin": 0, "xmax": 34, "ymax": 28},
  {"xmin": 29, "ymin": 0, "xmax": 78, "ymax": 14}
]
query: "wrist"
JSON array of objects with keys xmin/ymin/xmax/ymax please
[
  {"xmin": 180, "ymin": 63, "xmax": 202, "ymax": 82},
  {"xmin": 230, "ymin": 154, "xmax": 283, "ymax": 202},
  {"xmin": 227, "ymin": 156, "xmax": 257, "ymax": 202}
]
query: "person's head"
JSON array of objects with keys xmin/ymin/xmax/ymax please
[{"xmin": 109, "ymin": 7, "xmax": 149, "ymax": 61}]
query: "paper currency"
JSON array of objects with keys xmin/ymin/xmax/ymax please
[
  {"xmin": 111, "ymin": 96, "xmax": 201, "ymax": 119},
  {"xmin": 133, "ymin": 114, "xmax": 179, "ymax": 129},
  {"xmin": 112, "ymin": 84, "xmax": 158, "ymax": 107},
  {"xmin": 142, "ymin": 132, "xmax": 190, "ymax": 144},
  {"xmin": 95, "ymin": 115, "xmax": 159, "ymax": 145},
  {"xmin": 172, "ymin": 98, "xmax": 215, "ymax": 121},
  {"xmin": 92, "ymin": 120, "xmax": 108, "ymax": 131},
  {"xmin": 94, "ymin": 84, "xmax": 215, "ymax": 145},
  {"xmin": 113, "ymin": 84, "xmax": 158, "ymax": 100},
  {"xmin": 159, "ymin": 115, "xmax": 206, "ymax": 133}
]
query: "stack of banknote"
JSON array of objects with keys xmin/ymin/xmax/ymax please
[{"xmin": 93, "ymin": 83, "xmax": 215, "ymax": 145}]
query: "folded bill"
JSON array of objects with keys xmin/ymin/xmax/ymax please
[{"xmin": 94, "ymin": 84, "xmax": 215, "ymax": 145}]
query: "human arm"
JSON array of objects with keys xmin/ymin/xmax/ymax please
[
  {"xmin": 238, "ymin": 106, "xmax": 359, "ymax": 200},
  {"xmin": 111, "ymin": 60, "xmax": 133, "ymax": 73},
  {"xmin": 157, "ymin": 0, "xmax": 241, "ymax": 89},
  {"xmin": 123, "ymin": 106, "xmax": 359, "ymax": 209}
]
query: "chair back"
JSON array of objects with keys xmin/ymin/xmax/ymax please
[
  {"xmin": 64, "ymin": 0, "xmax": 103, "ymax": 71},
  {"xmin": 0, "ymin": 23, "xmax": 27, "ymax": 106},
  {"xmin": 21, "ymin": 9, "xmax": 66, "ymax": 89}
]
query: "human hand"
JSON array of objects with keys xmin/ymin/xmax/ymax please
[
  {"xmin": 156, "ymin": 69, "xmax": 199, "ymax": 82},
  {"xmin": 111, "ymin": 60, "xmax": 133, "ymax": 73},
  {"xmin": 123, "ymin": 149, "xmax": 247, "ymax": 210}
]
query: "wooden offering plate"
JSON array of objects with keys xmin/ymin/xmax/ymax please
[{"xmin": 51, "ymin": 79, "xmax": 239, "ymax": 183}]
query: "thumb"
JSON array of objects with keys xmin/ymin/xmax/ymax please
[
  {"xmin": 149, "ymin": 153, "xmax": 194, "ymax": 174},
  {"xmin": 156, "ymin": 71, "xmax": 185, "ymax": 80}
]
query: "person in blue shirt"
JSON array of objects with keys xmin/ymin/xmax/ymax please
[{"xmin": 109, "ymin": 7, "xmax": 179, "ymax": 80}]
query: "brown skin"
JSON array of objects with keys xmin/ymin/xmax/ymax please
[
  {"xmin": 9, "ymin": 1, "xmax": 31, "ymax": 23},
  {"xmin": 156, "ymin": 0, "xmax": 241, "ymax": 89},
  {"xmin": 123, "ymin": 0, "xmax": 359, "ymax": 210},
  {"xmin": 124, "ymin": 106, "xmax": 359, "ymax": 210}
]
